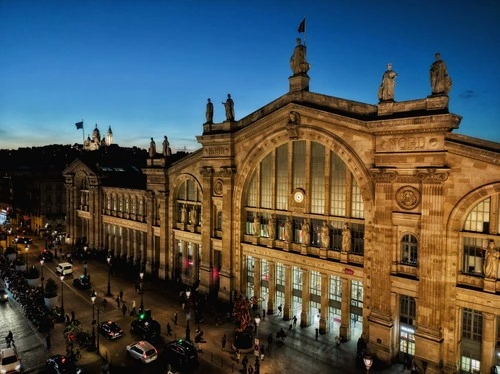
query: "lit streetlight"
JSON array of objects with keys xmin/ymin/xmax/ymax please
[
  {"xmin": 60, "ymin": 275, "xmax": 65, "ymax": 317},
  {"xmin": 106, "ymin": 256, "xmax": 112, "ymax": 296},
  {"xmin": 139, "ymin": 271, "xmax": 144, "ymax": 312},
  {"xmin": 90, "ymin": 290, "xmax": 97, "ymax": 352},
  {"xmin": 25, "ymin": 244, "xmax": 29, "ymax": 272},
  {"xmin": 40, "ymin": 259, "xmax": 44, "ymax": 293}
]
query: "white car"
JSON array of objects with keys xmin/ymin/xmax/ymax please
[
  {"xmin": 126, "ymin": 341, "xmax": 158, "ymax": 363},
  {"xmin": 0, "ymin": 347, "xmax": 21, "ymax": 373}
]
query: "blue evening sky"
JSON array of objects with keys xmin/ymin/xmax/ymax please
[{"xmin": 1, "ymin": 1, "xmax": 499, "ymax": 151}]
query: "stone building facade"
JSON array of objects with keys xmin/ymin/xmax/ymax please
[{"xmin": 63, "ymin": 47, "xmax": 500, "ymax": 373}]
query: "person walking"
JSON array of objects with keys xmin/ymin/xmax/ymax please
[
  {"xmin": 122, "ymin": 303, "xmax": 128, "ymax": 317},
  {"xmin": 221, "ymin": 333, "xmax": 227, "ymax": 351},
  {"xmin": 248, "ymin": 365, "xmax": 254, "ymax": 374},
  {"xmin": 116, "ymin": 296, "xmax": 121, "ymax": 308},
  {"xmin": 167, "ymin": 323, "xmax": 172, "ymax": 336},
  {"xmin": 260, "ymin": 345, "xmax": 265, "ymax": 361},
  {"xmin": 278, "ymin": 304, "xmax": 282, "ymax": 316},
  {"xmin": 242, "ymin": 355, "xmax": 248, "ymax": 372},
  {"xmin": 119, "ymin": 289, "xmax": 124, "ymax": 301},
  {"xmin": 6, "ymin": 330, "xmax": 13, "ymax": 347},
  {"xmin": 174, "ymin": 311, "xmax": 178, "ymax": 325}
]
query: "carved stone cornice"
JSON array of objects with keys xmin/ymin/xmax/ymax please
[
  {"xmin": 415, "ymin": 168, "xmax": 449, "ymax": 183},
  {"xmin": 370, "ymin": 168, "xmax": 397, "ymax": 182},
  {"xmin": 199, "ymin": 166, "xmax": 213, "ymax": 177},
  {"xmin": 447, "ymin": 142, "xmax": 500, "ymax": 166},
  {"xmin": 215, "ymin": 167, "xmax": 236, "ymax": 177},
  {"xmin": 370, "ymin": 168, "xmax": 449, "ymax": 184}
]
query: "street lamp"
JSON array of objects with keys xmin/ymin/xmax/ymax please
[
  {"xmin": 106, "ymin": 256, "xmax": 112, "ymax": 296},
  {"xmin": 25, "ymin": 244, "xmax": 29, "ymax": 272},
  {"xmin": 60, "ymin": 275, "xmax": 65, "ymax": 317},
  {"xmin": 363, "ymin": 352, "xmax": 373, "ymax": 374},
  {"xmin": 90, "ymin": 291, "xmax": 97, "ymax": 352},
  {"xmin": 139, "ymin": 271, "xmax": 144, "ymax": 312},
  {"xmin": 40, "ymin": 259, "xmax": 44, "ymax": 293}
]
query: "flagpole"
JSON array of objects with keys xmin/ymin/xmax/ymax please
[
  {"xmin": 303, "ymin": 17, "xmax": 307, "ymax": 46},
  {"xmin": 82, "ymin": 120, "xmax": 84, "ymax": 144}
]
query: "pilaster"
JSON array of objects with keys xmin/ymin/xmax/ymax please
[
  {"xmin": 319, "ymin": 273, "xmax": 329, "ymax": 334},
  {"xmin": 300, "ymin": 269, "xmax": 310, "ymax": 327},
  {"xmin": 283, "ymin": 265, "xmax": 292, "ymax": 321},
  {"xmin": 340, "ymin": 277, "xmax": 351, "ymax": 341},
  {"xmin": 267, "ymin": 260, "xmax": 276, "ymax": 315},
  {"xmin": 481, "ymin": 313, "xmax": 496, "ymax": 373}
]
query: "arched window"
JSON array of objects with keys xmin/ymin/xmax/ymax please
[
  {"xmin": 401, "ymin": 234, "xmax": 418, "ymax": 265},
  {"xmin": 176, "ymin": 178, "xmax": 202, "ymax": 226}
]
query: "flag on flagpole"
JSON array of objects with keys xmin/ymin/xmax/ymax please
[
  {"xmin": 298, "ymin": 18, "xmax": 306, "ymax": 33},
  {"xmin": 75, "ymin": 121, "xmax": 83, "ymax": 130}
]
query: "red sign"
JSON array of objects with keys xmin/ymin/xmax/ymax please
[{"xmin": 344, "ymin": 268, "xmax": 354, "ymax": 275}]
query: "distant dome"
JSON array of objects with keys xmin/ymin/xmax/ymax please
[{"xmin": 92, "ymin": 126, "xmax": 101, "ymax": 140}]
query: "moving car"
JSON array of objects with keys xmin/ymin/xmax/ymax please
[
  {"xmin": 0, "ymin": 289, "xmax": 8, "ymax": 302},
  {"xmin": 39, "ymin": 249, "xmax": 54, "ymax": 262},
  {"xmin": 99, "ymin": 320, "xmax": 124, "ymax": 340},
  {"xmin": 72, "ymin": 275, "xmax": 91, "ymax": 290},
  {"xmin": 126, "ymin": 341, "xmax": 158, "ymax": 363},
  {"xmin": 165, "ymin": 339, "xmax": 198, "ymax": 370},
  {"xmin": 56, "ymin": 262, "xmax": 73, "ymax": 276},
  {"xmin": 0, "ymin": 347, "xmax": 21, "ymax": 373},
  {"xmin": 46, "ymin": 355, "xmax": 81, "ymax": 374},
  {"xmin": 130, "ymin": 318, "xmax": 161, "ymax": 342}
]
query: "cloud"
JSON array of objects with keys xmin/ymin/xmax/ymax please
[{"xmin": 460, "ymin": 90, "xmax": 475, "ymax": 99}]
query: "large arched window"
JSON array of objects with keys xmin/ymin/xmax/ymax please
[
  {"xmin": 176, "ymin": 179, "xmax": 202, "ymax": 225},
  {"xmin": 461, "ymin": 196, "xmax": 499, "ymax": 276},
  {"xmin": 244, "ymin": 140, "xmax": 365, "ymax": 253}
]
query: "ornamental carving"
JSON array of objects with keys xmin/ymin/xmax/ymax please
[
  {"xmin": 215, "ymin": 167, "xmax": 236, "ymax": 177},
  {"xmin": 214, "ymin": 179, "xmax": 223, "ymax": 196},
  {"xmin": 371, "ymin": 168, "xmax": 397, "ymax": 182},
  {"xmin": 395, "ymin": 186, "xmax": 420, "ymax": 210},
  {"xmin": 204, "ymin": 146, "xmax": 229, "ymax": 156},
  {"xmin": 200, "ymin": 166, "xmax": 213, "ymax": 177},
  {"xmin": 415, "ymin": 168, "xmax": 449, "ymax": 182},
  {"xmin": 286, "ymin": 111, "xmax": 301, "ymax": 140}
]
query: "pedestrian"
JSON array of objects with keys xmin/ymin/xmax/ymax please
[
  {"xmin": 87, "ymin": 274, "xmax": 91, "ymax": 283},
  {"xmin": 315, "ymin": 327, "xmax": 319, "ymax": 340},
  {"xmin": 260, "ymin": 345, "xmax": 265, "ymax": 361},
  {"xmin": 119, "ymin": 289, "xmax": 124, "ymax": 301},
  {"xmin": 288, "ymin": 323, "xmax": 292, "ymax": 331},
  {"xmin": 174, "ymin": 311, "xmax": 178, "ymax": 325},
  {"xmin": 132, "ymin": 300, "xmax": 136, "ymax": 309},
  {"xmin": 248, "ymin": 365, "xmax": 254, "ymax": 374},
  {"xmin": 46, "ymin": 333, "xmax": 51, "ymax": 350},
  {"xmin": 167, "ymin": 323, "xmax": 172, "ymax": 336},
  {"xmin": 65, "ymin": 314, "xmax": 70, "ymax": 325},
  {"xmin": 122, "ymin": 303, "xmax": 128, "ymax": 317},
  {"xmin": 293, "ymin": 315, "xmax": 297, "ymax": 327},
  {"xmin": 215, "ymin": 317, "xmax": 220, "ymax": 327},
  {"xmin": 221, "ymin": 333, "xmax": 227, "ymax": 351},
  {"xmin": 278, "ymin": 304, "xmax": 282, "ymax": 316},
  {"xmin": 130, "ymin": 306, "xmax": 137, "ymax": 316},
  {"xmin": 71, "ymin": 311, "xmax": 75, "ymax": 323},
  {"xmin": 116, "ymin": 296, "xmax": 121, "ymax": 308},
  {"xmin": 242, "ymin": 354, "xmax": 248, "ymax": 370},
  {"xmin": 262, "ymin": 309, "xmax": 266, "ymax": 319}
]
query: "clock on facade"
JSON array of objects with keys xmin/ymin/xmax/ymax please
[{"xmin": 293, "ymin": 189, "xmax": 305, "ymax": 203}]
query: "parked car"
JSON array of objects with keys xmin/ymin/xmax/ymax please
[
  {"xmin": 72, "ymin": 275, "xmax": 91, "ymax": 290},
  {"xmin": 46, "ymin": 355, "xmax": 81, "ymax": 374},
  {"xmin": 13, "ymin": 236, "xmax": 32, "ymax": 244},
  {"xmin": 130, "ymin": 318, "xmax": 161, "ymax": 342},
  {"xmin": 56, "ymin": 262, "xmax": 73, "ymax": 276},
  {"xmin": 165, "ymin": 339, "xmax": 198, "ymax": 370},
  {"xmin": 39, "ymin": 249, "xmax": 54, "ymax": 262},
  {"xmin": 99, "ymin": 320, "xmax": 124, "ymax": 340},
  {"xmin": 126, "ymin": 341, "xmax": 158, "ymax": 363},
  {"xmin": 0, "ymin": 289, "xmax": 8, "ymax": 302},
  {"xmin": 0, "ymin": 347, "xmax": 21, "ymax": 373}
]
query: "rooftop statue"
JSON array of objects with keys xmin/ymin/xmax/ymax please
[
  {"xmin": 290, "ymin": 38, "xmax": 310, "ymax": 76},
  {"xmin": 378, "ymin": 63, "xmax": 397, "ymax": 102},
  {"xmin": 430, "ymin": 52, "xmax": 452, "ymax": 95}
]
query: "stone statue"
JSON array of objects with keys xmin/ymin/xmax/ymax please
[
  {"xmin": 430, "ymin": 52, "xmax": 452, "ymax": 95},
  {"xmin": 284, "ymin": 217, "xmax": 292, "ymax": 243},
  {"xmin": 378, "ymin": 63, "xmax": 397, "ymax": 102},
  {"xmin": 290, "ymin": 38, "xmax": 310, "ymax": 75},
  {"xmin": 301, "ymin": 219, "xmax": 310, "ymax": 246},
  {"xmin": 253, "ymin": 214, "xmax": 260, "ymax": 237},
  {"xmin": 149, "ymin": 137, "xmax": 156, "ymax": 158},
  {"xmin": 268, "ymin": 214, "xmax": 276, "ymax": 239},
  {"xmin": 206, "ymin": 98, "xmax": 214, "ymax": 123},
  {"xmin": 162, "ymin": 136, "xmax": 171, "ymax": 157},
  {"xmin": 483, "ymin": 240, "xmax": 499, "ymax": 279},
  {"xmin": 222, "ymin": 94, "xmax": 235, "ymax": 121},
  {"xmin": 190, "ymin": 207, "xmax": 198, "ymax": 226},
  {"xmin": 180, "ymin": 204, "xmax": 187, "ymax": 224},
  {"xmin": 321, "ymin": 221, "xmax": 330, "ymax": 249},
  {"xmin": 342, "ymin": 223, "xmax": 352, "ymax": 252}
]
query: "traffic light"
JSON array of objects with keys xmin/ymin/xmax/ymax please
[{"xmin": 139, "ymin": 311, "xmax": 146, "ymax": 320}]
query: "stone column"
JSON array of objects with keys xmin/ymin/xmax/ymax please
[
  {"xmin": 283, "ymin": 265, "xmax": 292, "ymax": 321},
  {"xmin": 199, "ymin": 167, "xmax": 213, "ymax": 296},
  {"xmin": 254, "ymin": 258, "xmax": 261, "ymax": 302},
  {"xmin": 181, "ymin": 241, "xmax": 188, "ymax": 279},
  {"xmin": 320, "ymin": 273, "xmax": 329, "ymax": 334},
  {"xmin": 300, "ymin": 269, "xmax": 310, "ymax": 327},
  {"xmin": 340, "ymin": 277, "xmax": 351, "ymax": 341},
  {"xmin": 481, "ymin": 312, "xmax": 496, "ymax": 372},
  {"xmin": 267, "ymin": 260, "xmax": 276, "ymax": 315}
]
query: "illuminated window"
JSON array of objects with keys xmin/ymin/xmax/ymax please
[
  {"xmin": 329, "ymin": 276, "xmax": 342, "ymax": 302},
  {"xmin": 310, "ymin": 142, "xmax": 325, "ymax": 214},
  {"xmin": 276, "ymin": 145, "xmax": 288, "ymax": 210},
  {"xmin": 261, "ymin": 154, "xmax": 272, "ymax": 209},
  {"xmin": 464, "ymin": 198, "xmax": 490, "ymax": 233},
  {"xmin": 401, "ymin": 234, "xmax": 418, "ymax": 265},
  {"xmin": 462, "ymin": 308, "xmax": 483, "ymax": 342},
  {"xmin": 310, "ymin": 271, "xmax": 321, "ymax": 296},
  {"xmin": 292, "ymin": 267, "xmax": 302, "ymax": 291},
  {"xmin": 292, "ymin": 141, "xmax": 306, "ymax": 190},
  {"xmin": 351, "ymin": 280, "xmax": 363, "ymax": 308}
]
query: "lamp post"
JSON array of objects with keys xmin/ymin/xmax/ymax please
[
  {"xmin": 90, "ymin": 291, "xmax": 97, "ymax": 352},
  {"xmin": 25, "ymin": 244, "xmax": 29, "ymax": 272},
  {"xmin": 139, "ymin": 271, "xmax": 144, "ymax": 312},
  {"xmin": 40, "ymin": 259, "xmax": 44, "ymax": 293},
  {"xmin": 363, "ymin": 352, "xmax": 373, "ymax": 374},
  {"xmin": 106, "ymin": 256, "xmax": 112, "ymax": 296},
  {"xmin": 60, "ymin": 275, "xmax": 65, "ymax": 317}
]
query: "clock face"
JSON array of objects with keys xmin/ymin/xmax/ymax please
[{"xmin": 293, "ymin": 190, "xmax": 304, "ymax": 203}]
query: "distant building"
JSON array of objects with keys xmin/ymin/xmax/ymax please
[
  {"xmin": 83, "ymin": 124, "xmax": 113, "ymax": 151},
  {"xmin": 62, "ymin": 43, "xmax": 500, "ymax": 374}
]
